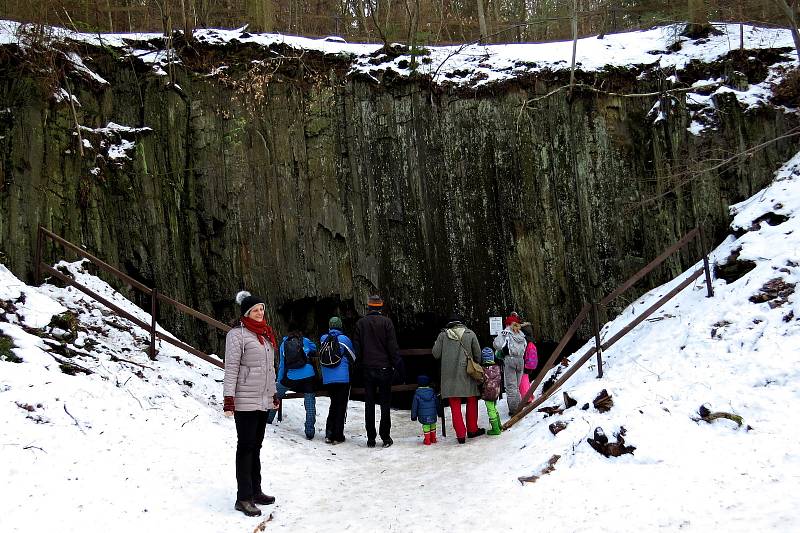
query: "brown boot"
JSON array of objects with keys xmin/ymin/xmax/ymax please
[
  {"xmin": 253, "ymin": 492, "xmax": 276, "ymax": 505},
  {"xmin": 234, "ymin": 500, "xmax": 262, "ymax": 517}
]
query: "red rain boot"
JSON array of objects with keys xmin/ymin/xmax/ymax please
[
  {"xmin": 430, "ymin": 430, "xmax": 437, "ymax": 444},
  {"xmin": 423, "ymin": 431, "xmax": 432, "ymax": 445}
]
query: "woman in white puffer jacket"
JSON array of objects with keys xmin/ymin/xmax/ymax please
[
  {"xmin": 493, "ymin": 312, "xmax": 527, "ymax": 416},
  {"xmin": 223, "ymin": 291, "xmax": 280, "ymax": 517}
]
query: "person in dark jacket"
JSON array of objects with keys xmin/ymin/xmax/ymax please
[
  {"xmin": 411, "ymin": 375, "xmax": 439, "ymax": 445},
  {"xmin": 319, "ymin": 316, "xmax": 355, "ymax": 444},
  {"xmin": 353, "ymin": 294, "xmax": 401, "ymax": 448}
]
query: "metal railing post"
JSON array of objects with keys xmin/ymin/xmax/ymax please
[
  {"xmin": 34, "ymin": 226, "xmax": 44, "ymax": 285},
  {"xmin": 591, "ymin": 302, "xmax": 603, "ymax": 378},
  {"xmin": 149, "ymin": 288, "xmax": 158, "ymax": 360},
  {"xmin": 698, "ymin": 227, "xmax": 714, "ymax": 298}
]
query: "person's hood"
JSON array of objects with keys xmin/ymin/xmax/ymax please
[
  {"xmin": 416, "ymin": 386, "xmax": 436, "ymax": 400},
  {"xmin": 446, "ymin": 326, "xmax": 466, "ymax": 340}
]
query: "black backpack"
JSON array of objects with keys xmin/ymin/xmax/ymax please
[
  {"xmin": 318, "ymin": 334, "xmax": 342, "ymax": 368},
  {"xmin": 283, "ymin": 335, "xmax": 308, "ymax": 369}
]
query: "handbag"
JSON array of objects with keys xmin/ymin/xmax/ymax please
[{"xmin": 459, "ymin": 338, "xmax": 485, "ymax": 383}]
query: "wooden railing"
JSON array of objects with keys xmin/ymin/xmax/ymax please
[
  {"xmin": 35, "ymin": 226, "xmax": 229, "ymax": 368},
  {"xmin": 503, "ymin": 227, "xmax": 714, "ymax": 430},
  {"xmin": 34, "ymin": 226, "xmax": 437, "ymax": 392}
]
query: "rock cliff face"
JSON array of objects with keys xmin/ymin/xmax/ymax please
[{"xmin": 0, "ymin": 40, "xmax": 796, "ymax": 352}]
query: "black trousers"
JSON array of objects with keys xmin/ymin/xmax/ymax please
[
  {"xmin": 234, "ymin": 410, "xmax": 268, "ymax": 501},
  {"xmin": 325, "ymin": 383, "xmax": 351, "ymax": 441},
  {"xmin": 363, "ymin": 368, "xmax": 393, "ymax": 441}
]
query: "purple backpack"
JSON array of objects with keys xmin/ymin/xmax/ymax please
[{"xmin": 481, "ymin": 365, "xmax": 501, "ymax": 401}]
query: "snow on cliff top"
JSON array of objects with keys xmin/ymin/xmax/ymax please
[
  {"xmin": 1, "ymin": 149, "xmax": 800, "ymax": 532},
  {"xmin": 0, "ymin": 19, "xmax": 796, "ymax": 87}
]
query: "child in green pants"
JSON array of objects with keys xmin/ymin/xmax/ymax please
[
  {"xmin": 481, "ymin": 348, "xmax": 502, "ymax": 435},
  {"xmin": 411, "ymin": 375, "xmax": 440, "ymax": 445}
]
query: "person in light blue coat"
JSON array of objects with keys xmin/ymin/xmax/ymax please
[
  {"xmin": 319, "ymin": 316, "xmax": 355, "ymax": 444},
  {"xmin": 266, "ymin": 331, "xmax": 317, "ymax": 439}
]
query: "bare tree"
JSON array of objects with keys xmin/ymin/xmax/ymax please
[
  {"xmin": 476, "ymin": 0, "xmax": 488, "ymax": 41},
  {"xmin": 685, "ymin": 0, "xmax": 712, "ymax": 37},
  {"xmin": 772, "ymin": 0, "xmax": 800, "ymax": 61}
]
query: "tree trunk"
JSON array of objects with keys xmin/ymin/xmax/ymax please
[
  {"xmin": 684, "ymin": 0, "xmax": 713, "ymax": 38},
  {"xmin": 246, "ymin": 0, "xmax": 273, "ymax": 32},
  {"xmin": 773, "ymin": 0, "xmax": 800, "ymax": 61},
  {"xmin": 568, "ymin": 0, "xmax": 578, "ymax": 99},
  {"xmin": 476, "ymin": 0, "xmax": 488, "ymax": 42}
]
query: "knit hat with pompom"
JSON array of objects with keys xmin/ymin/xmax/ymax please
[{"xmin": 236, "ymin": 291, "xmax": 264, "ymax": 317}]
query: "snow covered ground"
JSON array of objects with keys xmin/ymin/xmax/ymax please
[
  {"xmin": 0, "ymin": 17, "xmax": 799, "ymax": 533},
  {"xmin": 2, "ymin": 150, "xmax": 800, "ymax": 531}
]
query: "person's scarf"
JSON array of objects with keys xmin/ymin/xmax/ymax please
[
  {"xmin": 241, "ymin": 316, "xmax": 277, "ymax": 348},
  {"xmin": 502, "ymin": 328, "xmax": 527, "ymax": 357}
]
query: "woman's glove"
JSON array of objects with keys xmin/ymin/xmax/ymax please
[{"xmin": 223, "ymin": 396, "xmax": 235, "ymax": 413}]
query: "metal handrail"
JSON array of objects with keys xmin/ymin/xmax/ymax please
[{"xmin": 503, "ymin": 228, "xmax": 713, "ymax": 430}]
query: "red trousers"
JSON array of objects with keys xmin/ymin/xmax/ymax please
[{"xmin": 448, "ymin": 396, "xmax": 479, "ymax": 439}]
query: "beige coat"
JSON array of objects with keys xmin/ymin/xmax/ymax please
[
  {"xmin": 223, "ymin": 324, "xmax": 277, "ymax": 411},
  {"xmin": 432, "ymin": 325, "xmax": 481, "ymax": 399}
]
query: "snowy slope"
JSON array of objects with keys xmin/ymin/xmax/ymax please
[
  {"xmin": 0, "ymin": 19, "xmax": 795, "ymax": 89},
  {"xmin": 2, "ymin": 150, "xmax": 800, "ymax": 532}
]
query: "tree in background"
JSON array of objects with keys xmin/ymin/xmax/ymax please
[
  {"xmin": 0, "ymin": 0, "xmax": 790, "ymax": 47},
  {"xmin": 772, "ymin": 0, "xmax": 800, "ymax": 60}
]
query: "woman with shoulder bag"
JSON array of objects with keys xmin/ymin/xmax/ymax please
[
  {"xmin": 223, "ymin": 291, "xmax": 280, "ymax": 517},
  {"xmin": 432, "ymin": 314, "xmax": 485, "ymax": 443}
]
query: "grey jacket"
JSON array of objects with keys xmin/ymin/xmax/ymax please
[
  {"xmin": 223, "ymin": 324, "xmax": 277, "ymax": 411},
  {"xmin": 432, "ymin": 325, "xmax": 481, "ymax": 399}
]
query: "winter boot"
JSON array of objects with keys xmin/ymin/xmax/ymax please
[
  {"xmin": 430, "ymin": 431, "xmax": 437, "ymax": 444},
  {"xmin": 235, "ymin": 500, "xmax": 262, "ymax": 517},
  {"xmin": 487, "ymin": 415, "xmax": 502, "ymax": 436},
  {"xmin": 253, "ymin": 492, "xmax": 276, "ymax": 506},
  {"xmin": 467, "ymin": 428, "xmax": 486, "ymax": 438},
  {"xmin": 423, "ymin": 431, "xmax": 432, "ymax": 445}
]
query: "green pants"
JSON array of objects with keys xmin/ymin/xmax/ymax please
[
  {"xmin": 422, "ymin": 423, "xmax": 437, "ymax": 432},
  {"xmin": 485, "ymin": 400, "xmax": 498, "ymax": 420}
]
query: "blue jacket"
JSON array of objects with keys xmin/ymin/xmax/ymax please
[
  {"xmin": 319, "ymin": 329, "xmax": 354, "ymax": 385},
  {"xmin": 411, "ymin": 386, "xmax": 439, "ymax": 425},
  {"xmin": 277, "ymin": 336, "xmax": 317, "ymax": 382}
]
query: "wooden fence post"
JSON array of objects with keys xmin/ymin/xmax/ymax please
[
  {"xmin": 149, "ymin": 288, "xmax": 158, "ymax": 360},
  {"xmin": 34, "ymin": 226, "xmax": 44, "ymax": 285},
  {"xmin": 591, "ymin": 302, "xmax": 603, "ymax": 378}
]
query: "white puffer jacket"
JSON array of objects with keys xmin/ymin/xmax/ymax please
[{"xmin": 223, "ymin": 325, "xmax": 277, "ymax": 411}]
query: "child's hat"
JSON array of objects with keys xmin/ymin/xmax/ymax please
[
  {"xmin": 481, "ymin": 348, "xmax": 495, "ymax": 364},
  {"xmin": 504, "ymin": 312, "xmax": 521, "ymax": 327},
  {"xmin": 417, "ymin": 375, "xmax": 430, "ymax": 386}
]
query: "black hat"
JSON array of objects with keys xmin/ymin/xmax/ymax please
[{"xmin": 236, "ymin": 291, "xmax": 264, "ymax": 317}]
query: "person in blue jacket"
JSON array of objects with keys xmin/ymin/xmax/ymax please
[
  {"xmin": 319, "ymin": 316, "xmax": 355, "ymax": 444},
  {"xmin": 266, "ymin": 330, "xmax": 317, "ymax": 439},
  {"xmin": 411, "ymin": 375, "xmax": 439, "ymax": 445}
]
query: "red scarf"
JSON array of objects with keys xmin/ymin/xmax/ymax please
[{"xmin": 241, "ymin": 316, "xmax": 277, "ymax": 348}]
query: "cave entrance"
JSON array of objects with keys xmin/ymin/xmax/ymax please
[{"xmin": 275, "ymin": 298, "xmax": 590, "ymax": 410}]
